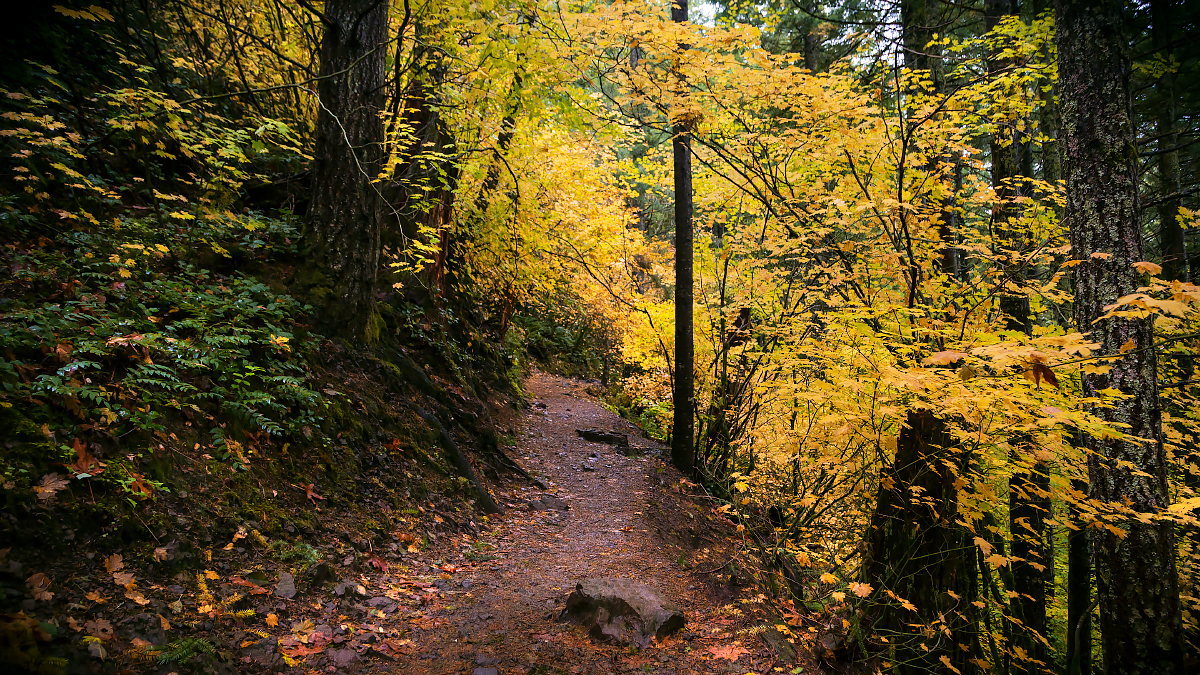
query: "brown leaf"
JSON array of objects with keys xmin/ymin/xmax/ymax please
[
  {"xmin": 230, "ymin": 576, "xmax": 270, "ymax": 595},
  {"xmin": 104, "ymin": 554, "xmax": 124, "ymax": 573},
  {"xmin": 33, "ymin": 473, "xmax": 69, "ymax": 501},
  {"xmin": 367, "ymin": 555, "xmax": 389, "ymax": 573},
  {"xmin": 157, "ymin": 614, "xmax": 171, "ymax": 631},
  {"xmin": 85, "ymin": 618, "xmax": 114, "ymax": 640},
  {"xmin": 152, "ymin": 547, "xmax": 168, "ymax": 562},
  {"xmin": 265, "ymin": 613, "xmax": 278, "ymax": 628},
  {"xmin": 26, "ymin": 573, "xmax": 53, "ymax": 602},
  {"xmin": 112, "ymin": 572, "xmax": 135, "ymax": 588},
  {"xmin": 65, "ymin": 438, "xmax": 105, "ymax": 477},
  {"xmin": 85, "ymin": 591, "xmax": 107, "ymax": 604},
  {"xmin": 305, "ymin": 483, "xmax": 325, "ymax": 510},
  {"xmin": 127, "ymin": 473, "xmax": 155, "ymax": 500},
  {"xmin": 124, "ymin": 589, "xmax": 150, "ymax": 605}
]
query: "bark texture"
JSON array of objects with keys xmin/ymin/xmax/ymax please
[
  {"xmin": 670, "ymin": 0, "xmax": 694, "ymax": 475},
  {"xmin": 1056, "ymin": 0, "xmax": 1185, "ymax": 672},
  {"xmin": 308, "ymin": 0, "xmax": 388, "ymax": 341},
  {"xmin": 1152, "ymin": 0, "xmax": 1187, "ymax": 282},
  {"xmin": 861, "ymin": 410, "xmax": 975, "ymax": 674}
]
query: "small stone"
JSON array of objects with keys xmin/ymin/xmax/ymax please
[
  {"xmin": 475, "ymin": 654, "xmax": 499, "ymax": 666},
  {"xmin": 275, "ymin": 573, "xmax": 296, "ymax": 599},
  {"xmin": 327, "ymin": 647, "xmax": 359, "ymax": 669},
  {"xmin": 434, "ymin": 579, "xmax": 452, "ymax": 591},
  {"xmin": 473, "ymin": 669, "xmax": 499, "ymax": 675}
]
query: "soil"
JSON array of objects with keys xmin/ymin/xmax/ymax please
[{"xmin": 380, "ymin": 371, "xmax": 787, "ymax": 675}]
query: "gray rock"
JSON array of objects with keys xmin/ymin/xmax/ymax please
[
  {"xmin": 529, "ymin": 496, "xmax": 569, "ymax": 511},
  {"xmin": 275, "ymin": 572, "xmax": 296, "ymax": 599},
  {"xmin": 557, "ymin": 578, "xmax": 686, "ymax": 647},
  {"xmin": 475, "ymin": 653, "xmax": 499, "ymax": 666},
  {"xmin": 473, "ymin": 669, "xmax": 499, "ymax": 675},
  {"xmin": 576, "ymin": 428, "xmax": 629, "ymax": 447},
  {"xmin": 327, "ymin": 647, "xmax": 359, "ymax": 669},
  {"xmin": 434, "ymin": 579, "xmax": 452, "ymax": 591}
]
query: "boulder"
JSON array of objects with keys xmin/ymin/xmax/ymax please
[
  {"xmin": 575, "ymin": 429, "xmax": 629, "ymax": 447},
  {"xmin": 557, "ymin": 578, "xmax": 685, "ymax": 647}
]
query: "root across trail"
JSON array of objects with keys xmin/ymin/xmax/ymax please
[{"xmin": 383, "ymin": 372, "xmax": 794, "ymax": 675}]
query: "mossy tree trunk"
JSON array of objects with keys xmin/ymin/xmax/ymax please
[
  {"xmin": 861, "ymin": 410, "xmax": 976, "ymax": 674},
  {"xmin": 1056, "ymin": 0, "xmax": 1186, "ymax": 671},
  {"xmin": 307, "ymin": 0, "xmax": 388, "ymax": 342}
]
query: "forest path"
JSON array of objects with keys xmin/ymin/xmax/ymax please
[{"xmin": 390, "ymin": 371, "xmax": 783, "ymax": 675}]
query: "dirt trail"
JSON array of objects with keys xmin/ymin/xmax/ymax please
[{"xmin": 391, "ymin": 372, "xmax": 783, "ymax": 675}]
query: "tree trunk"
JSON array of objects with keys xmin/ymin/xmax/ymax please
[
  {"xmin": 1152, "ymin": 0, "xmax": 1187, "ymax": 283},
  {"xmin": 1056, "ymin": 0, "xmax": 1186, "ymax": 672},
  {"xmin": 307, "ymin": 0, "xmax": 388, "ymax": 342},
  {"xmin": 1066, "ymin": 476, "xmax": 1093, "ymax": 675},
  {"xmin": 671, "ymin": 0, "xmax": 694, "ymax": 476},
  {"xmin": 985, "ymin": 3, "xmax": 1048, "ymax": 671},
  {"xmin": 861, "ymin": 410, "xmax": 975, "ymax": 674}
]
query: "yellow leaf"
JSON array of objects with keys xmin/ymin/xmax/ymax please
[
  {"xmin": 266, "ymin": 613, "xmax": 278, "ymax": 628},
  {"xmin": 831, "ymin": 592, "xmax": 846, "ymax": 602},
  {"xmin": 158, "ymin": 614, "xmax": 170, "ymax": 631},
  {"xmin": 204, "ymin": 570, "xmax": 219, "ymax": 580},
  {"xmin": 985, "ymin": 554, "xmax": 1009, "ymax": 569},
  {"xmin": 849, "ymin": 582, "xmax": 872, "ymax": 597},
  {"xmin": 1119, "ymin": 338, "xmax": 1136, "ymax": 354},
  {"xmin": 819, "ymin": 573, "xmax": 839, "ymax": 584},
  {"xmin": 973, "ymin": 537, "xmax": 992, "ymax": 557},
  {"xmin": 1132, "ymin": 261, "xmax": 1162, "ymax": 275}
]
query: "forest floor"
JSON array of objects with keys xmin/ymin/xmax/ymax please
[{"xmin": 368, "ymin": 371, "xmax": 811, "ymax": 675}]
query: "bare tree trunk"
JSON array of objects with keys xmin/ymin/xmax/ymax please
[
  {"xmin": 670, "ymin": 0, "xmax": 694, "ymax": 476},
  {"xmin": 1056, "ymin": 0, "xmax": 1185, "ymax": 672},
  {"xmin": 308, "ymin": 0, "xmax": 388, "ymax": 341},
  {"xmin": 1152, "ymin": 0, "xmax": 1187, "ymax": 283}
]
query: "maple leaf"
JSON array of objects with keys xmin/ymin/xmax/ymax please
[
  {"xmin": 33, "ymin": 473, "xmax": 69, "ymax": 501},
  {"xmin": 85, "ymin": 591, "xmax": 107, "ymax": 604},
  {"xmin": 849, "ymin": 582, "xmax": 873, "ymax": 598},
  {"xmin": 104, "ymin": 554, "xmax": 123, "ymax": 573},
  {"xmin": 1132, "ymin": 261, "xmax": 1162, "ymax": 275},
  {"xmin": 124, "ymin": 589, "xmax": 150, "ymax": 605},
  {"xmin": 230, "ymin": 576, "xmax": 270, "ymax": 595},
  {"xmin": 819, "ymin": 572, "xmax": 838, "ymax": 584},
  {"xmin": 708, "ymin": 643, "xmax": 749, "ymax": 661},
  {"xmin": 152, "ymin": 547, "xmax": 168, "ymax": 562},
  {"xmin": 925, "ymin": 350, "xmax": 967, "ymax": 366},
  {"xmin": 65, "ymin": 438, "xmax": 106, "ymax": 478},
  {"xmin": 368, "ymin": 555, "xmax": 389, "ymax": 573},
  {"xmin": 85, "ymin": 618, "xmax": 114, "ymax": 640},
  {"xmin": 265, "ymin": 613, "xmax": 279, "ymax": 628},
  {"xmin": 112, "ymin": 572, "xmax": 135, "ymax": 588},
  {"xmin": 127, "ymin": 473, "xmax": 155, "ymax": 500},
  {"xmin": 26, "ymin": 573, "xmax": 53, "ymax": 602},
  {"xmin": 831, "ymin": 591, "xmax": 846, "ymax": 602}
]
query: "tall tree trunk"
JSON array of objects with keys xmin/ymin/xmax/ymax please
[
  {"xmin": 1152, "ymin": 0, "xmax": 1187, "ymax": 283},
  {"xmin": 308, "ymin": 0, "xmax": 388, "ymax": 341},
  {"xmin": 1056, "ymin": 1, "xmax": 1186, "ymax": 672},
  {"xmin": 671, "ymin": 0, "xmax": 694, "ymax": 475},
  {"xmin": 861, "ymin": 411, "xmax": 975, "ymax": 674},
  {"xmin": 986, "ymin": 3, "xmax": 1048, "ymax": 671},
  {"xmin": 1066, "ymin": 476, "xmax": 1093, "ymax": 675}
]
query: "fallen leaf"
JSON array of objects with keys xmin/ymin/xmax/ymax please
[
  {"xmin": 131, "ymin": 637, "xmax": 152, "ymax": 648},
  {"xmin": 26, "ymin": 573, "xmax": 53, "ymax": 602},
  {"xmin": 85, "ymin": 591, "xmax": 107, "ymax": 604},
  {"xmin": 367, "ymin": 555, "xmax": 389, "ymax": 573},
  {"xmin": 112, "ymin": 572, "xmax": 135, "ymax": 588},
  {"xmin": 124, "ymin": 589, "xmax": 150, "ymax": 605},
  {"xmin": 204, "ymin": 570, "xmax": 219, "ymax": 580},
  {"xmin": 158, "ymin": 614, "xmax": 171, "ymax": 631},
  {"xmin": 265, "ymin": 613, "xmax": 278, "ymax": 628},
  {"xmin": 104, "ymin": 554, "xmax": 124, "ymax": 573},
  {"xmin": 85, "ymin": 618, "xmax": 113, "ymax": 640},
  {"xmin": 230, "ymin": 576, "xmax": 270, "ymax": 595},
  {"xmin": 33, "ymin": 473, "xmax": 69, "ymax": 501},
  {"xmin": 305, "ymin": 483, "xmax": 325, "ymax": 510},
  {"xmin": 153, "ymin": 547, "xmax": 168, "ymax": 562}
]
